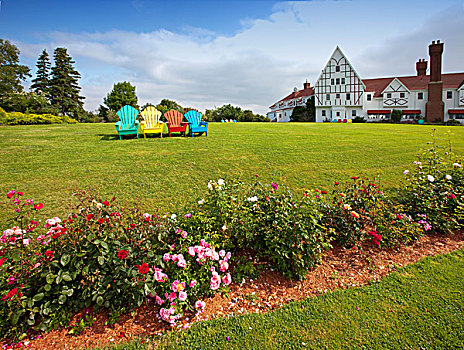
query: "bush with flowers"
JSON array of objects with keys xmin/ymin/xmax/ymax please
[
  {"xmin": 174, "ymin": 178, "xmax": 332, "ymax": 280},
  {"xmin": 400, "ymin": 132, "xmax": 463, "ymax": 234},
  {"xmin": 0, "ymin": 190, "xmax": 232, "ymax": 338}
]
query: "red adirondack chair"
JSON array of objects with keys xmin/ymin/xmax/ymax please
[{"xmin": 165, "ymin": 109, "xmax": 188, "ymax": 137}]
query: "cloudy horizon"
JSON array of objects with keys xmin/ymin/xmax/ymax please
[{"xmin": 1, "ymin": 0, "xmax": 463, "ymax": 115}]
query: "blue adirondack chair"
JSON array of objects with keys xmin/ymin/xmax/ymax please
[
  {"xmin": 115, "ymin": 105, "xmax": 140, "ymax": 139},
  {"xmin": 184, "ymin": 110, "xmax": 208, "ymax": 137}
]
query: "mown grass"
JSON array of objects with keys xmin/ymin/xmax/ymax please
[
  {"xmin": 1, "ymin": 122, "xmax": 463, "ymax": 228},
  {"xmin": 94, "ymin": 247, "xmax": 464, "ymax": 350}
]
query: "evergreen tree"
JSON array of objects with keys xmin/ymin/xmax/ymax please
[
  {"xmin": 103, "ymin": 81, "xmax": 138, "ymax": 112},
  {"xmin": 31, "ymin": 49, "xmax": 51, "ymax": 97},
  {"xmin": 49, "ymin": 47, "xmax": 84, "ymax": 118},
  {"xmin": 290, "ymin": 96, "xmax": 315, "ymax": 122},
  {"xmin": 0, "ymin": 39, "xmax": 31, "ymax": 98}
]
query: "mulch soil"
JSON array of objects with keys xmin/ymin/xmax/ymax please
[{"xmin": 3, "ymin": 231, "xmax": 464, "ymax": 349}]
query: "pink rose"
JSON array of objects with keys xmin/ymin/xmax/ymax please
[
  {"xmin": 177, "ymin": 259, "xmax": 187, "ymax": 268},
  {"xmin": 181, "ymin": 231, "xmax": 188, "ymax": 238},
  {"xmin": 169, "ymin": 292, "xmax": 177, "ymax": 302},
  {"xmin": 163, "ymin": 253, "xmax": 171, "ymax": 261},
  {"xmin": 188, "ymin": 247, "xmax": 195, "ymax": 256},
  {"xmin": 222, "ymin": 273, "xmax": 232, "ymax": 285},
  {"xmin": 179, "ymin": 291, "xmax": 187, "ymax": 301},
  {"xmin": 210, "ymin": 274, "xmax": 221, "ymax": 290},
  {"xmin": 219, "ymin": 260, "xmax": 229, "ymax": 272},
  {"xmin": 171, "ymin": 280, "xmax": 179, "ymax": 292},
  {"xmin": 156, "ymin": 296, "xmax": 164, "ymax": 305},
  {"xmin": 219, "ymin": 250, "xmax": 226, "ymax": 258},
  {"xmin": 189, "ymin": 280, "xmax": 197, "ymax": 288}
]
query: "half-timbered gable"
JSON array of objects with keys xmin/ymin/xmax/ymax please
[
  {"xmin": 315, "ymin": 47, "xmax": 365, "ymax": 108},
  {"xmin": 382, "ymin": 78, "xmax": 410, "ymax": 107}
]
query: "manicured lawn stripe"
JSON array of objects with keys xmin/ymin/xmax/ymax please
[{"xmin": 1, "ymin": 123, "xmax": 463, "ymax": 228}]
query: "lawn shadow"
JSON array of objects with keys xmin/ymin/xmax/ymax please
[{"xmin": 97, "ymin": 133, "xmax": 124, "ymax": 141}]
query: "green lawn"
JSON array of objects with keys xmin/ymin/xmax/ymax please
[
  {"xmin": 1, "ymin": 123, "xmax": 463, "ymax": 227},
  {"xmin": 95, "ymin": 247, "xmax": 464, "ymax": 349}
]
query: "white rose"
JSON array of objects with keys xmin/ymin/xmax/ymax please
[
  {"xmin": 427, "ymin": 175, "xmax": 435, "ymax": 182},
  {"xmin": 445, "ymin": 175, "xmax": 452, "ymax": 180},
  {"xmin": 217, "ymin": 179, "xmax": 225, "ymax": 186}
]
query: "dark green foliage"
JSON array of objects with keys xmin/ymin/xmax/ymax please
[
  {"xmin": 391, "ymin": 109, "xmax": 402, "ymax": 123},
  {"xmin": 156, "ymin": 99, "xmax": 184, "ymax": 114},
  {"xmin": 31, "ymin": 49, "xmax": 51, "ymax": 97},
  {"xmin": 205, "ymin": 104, "xmax": 268, "ymax": 122},
  {"xmin": 49, "ymin": 47, "xmax": 85, "ymax": 118},
  {"xmin": 0, "ymin": 39, "xmax": 31, "ymax": 99},
  {"xmin": 290, "ymin": 96, "xmax": 315, "ymax": 122},
  {"xmin": 0, "ymin": 91, "xmax": 58, "ymax": 114},
  {"xmin": 352, "ymin": 116, "xmax": 366, "ymax": 123},
  {"xmin": 103, "ymin": 81, "xmax": 138, "ymax": 112}
]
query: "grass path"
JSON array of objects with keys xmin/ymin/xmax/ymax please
[{"xmin": 1, "ymin": 123, "xmax": 463, "ymax": 226}]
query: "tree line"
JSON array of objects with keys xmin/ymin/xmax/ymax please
[
  {"xmin": 0, "ymin": 39, "xmax": 85, "ymax": 119},
  {"xmin": 0, "ymin": 39, "xmax": 268, "ymax": 123}
]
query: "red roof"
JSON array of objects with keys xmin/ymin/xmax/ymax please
[
  {"xmin": 367, "ymin": 110, "xmax": 391, "ymax": 114},
  {"xmin": 448, "ymin": 109, "xmax": 464, "ymax": 114},
  {"xmin": 363, "ymin": 73, "xmax": 464, "ymax": 97},
  {"xmin": 270, "ymin": 87, "xmax": 315, "ymax": 108},
  {"xmin": 402, "ymin": 110, "xmax": 421, "ymax": 114}
]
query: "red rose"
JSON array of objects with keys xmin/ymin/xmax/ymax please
[
  {"xmin": 1, "ymin": 295, "xmax": 6, "ymax": 301},
  {"xmin": 44, "ymin": 250, "xmax": 55, "ymax": 259},
  {"xmin": 29, "ymin": 221, "xmax": 39, "ymax": 231},
  {"xmin": 130, "ymin": 224, "xmax": 136, "ymax": 229},
  {"xmin": 118, "ymin": 250, "xmax": 128, "ymax": 260},
  {"xmin": 351, "ymin": 176, "xmax": 359, "ymax": 180},
  {"xmin": 34, "ymin": 203, "xmax": 43, "ymax": 210},
  {"xmin": 321, "ymin": 190, "xmax": 328, "ymax": 194},
  {"xmin": 0, "ymin": 258, "xmax": 4, "ymax": 267},
  {"xmin": 86, "ymin": 214, "xmax": 93, "ymax": 221},
  {"xmin": 7, "ymin": 288, "xmax": 18, "ymax": 299},
  {"xmin": 103, "ymin": 201, "xmax": 109, "ymax": 206},
  {"xmin": 98, "ymin": 218, "xmax": 105, "ymax": 224},
  {"xmin": 138, "ymin": 263, "xmax": 149, "ymax": 274}
]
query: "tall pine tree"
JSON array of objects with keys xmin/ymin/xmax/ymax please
[
  {"xmin": 49, "ymin": 48, "xmax": 84, "ymax": 118},
  {"xmin": 31, "ymin": 49, "xmax": 51, "ymax": 97}
]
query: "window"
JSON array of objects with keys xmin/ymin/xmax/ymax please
[
  {"xmin": 322, "ymin": 110, "xmax": 326, "ymax": 117},
  {"xmin": 331, "ymin": 79, "xmax": 334, "ymax": 85},
  {"xmin": 352, "ymin": 110, "xmax": 356, "ymax": 117},
  {"xmin": 342, "ymin": 78, "xmax": 345, "ymax": 84},
  {"xmin": 367, "ymin": 94, "xmax": 372, "ymax": 101},
  {"xmin": 346, "ymin": 93, "xmax": 351, "ymax": 100},
  {"xmin": 326, "ymin": 94, "xmax": 330, "ymax": 101},
  {"xmin": 336, "ymin": 93, "xmax": 340, "ymax": 99},
  {"xmin": 336, "ymin": 78, "xmax": 340, "ymax": 85},
  {"xmin": 336, "ymin": 112, "xmax": 340, "ymax": 117},
  {"xmin": 387, "ymin": 93, "xmax": 392, "ymax": 98},
  {"xmin": 418, "ymin": 92, "xmax": 424, "ymax": 100},
  {"xmin": 335, "ymin": 65, "xmax": 340, "ymax": 72},
  {"xmin": 447, "ymin": 91, "xmax": 453, "ymax": 99},
  {"xmin": 400, "ymin": 92, "xmax": 405, "ymax": 98}
]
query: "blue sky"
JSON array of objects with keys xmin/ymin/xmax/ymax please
[{"xmin": 1, "ymin": 0, "xmax": 463, "ymax": 114}]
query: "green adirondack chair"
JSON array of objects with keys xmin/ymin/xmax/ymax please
[
  {"xmin": 115, "ymin": 105, "xmax": 140, "ymax": 139},
  {"xmin": 184, "ymin": 110, "xmax": 208, "ymax": 137}
]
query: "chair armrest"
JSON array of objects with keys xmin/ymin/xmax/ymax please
[
  {"xmin": 115, "ymin": 121, "xmax": 121, "ymax": 129},
  {"xmin": 199, "ymin": 121, "xmax": 208, "ymax": 126}
]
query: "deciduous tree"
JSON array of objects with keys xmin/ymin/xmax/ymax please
[
  {"xmin": 0, "ymin": 39, "xmax": 31, "ymax": 98},
  {"xmin": 103, "ymin": 81, "xmax": 138, "ymax": 112}
]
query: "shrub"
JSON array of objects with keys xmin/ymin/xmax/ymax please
[
  {"xmin": 400, "ymin": 131, "xmax": 464, "ymax": 233},
  {"xmin": 0, "ymin": 111, "xmax": 77, "ymax": 125},
  {"xmin": 0, "ymin": 190, "xmax": 232, "ymax": 338},
  {"xmin": 175, "ymin": 178, "xmax": 332, "ymax": 280}
]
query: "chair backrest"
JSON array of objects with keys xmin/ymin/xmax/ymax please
[
  {"xmin": 141, "ymin": 106, "xmax": 162, "ymax": 128},
  {"xmin": 164, "ymin": 109, "xmax": 184, "ymax": 127},
  {"xmin": 116, "ymin": 105, "xmax": 139, "ymax": 129},
  {"xmin": 184, "ymin": 110, "xmax": 203, "ymax": 127}
]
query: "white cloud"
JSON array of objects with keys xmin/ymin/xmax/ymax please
[{"xmin": 15, "ymin": 0, "xmax": 464, "ymax": 115}]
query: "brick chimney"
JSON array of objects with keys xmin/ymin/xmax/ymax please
[
  {"xmin": 303, "ymin": 81, "xmax": 311, "ymax": 89},
  {"xmin": 416, "ymin": 59, "xmax": 427, "ymax": 76},
  {"xmin": 425, "ymin": 40, "xmax": 444, "ymax": 122}
]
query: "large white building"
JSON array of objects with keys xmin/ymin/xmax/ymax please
[
  {"xmin": 267, "ymin": 82, "xmax": 314, "ymax": 122},
  {"xmin": 269, "ymin": 41, "xmax": 464, "ymax": 123}
]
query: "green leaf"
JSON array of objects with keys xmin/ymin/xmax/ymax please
[
  {"xmin": 60, "ymin": 253, "xmax": 70, "ymax": 266},
  {"xmin": 11, "ymin": 312, "xmax": 20, "ymax": 325},
  {"xmin": 96, "ymin": 296, "xmax": 104, "ymax": 305},
  {"xmin": 44, "ymin": 284, "xmax": 51, "ymax": 292},
  {"xmin": 100, "ymin": 241, "xmax": 108, "ymax": 250},
  {"xmin": 56, "ymin": 275, "xmax": 62, "ymax": 284},
  {"xmin": 33, "ymin": 293, "xmax": 44, "ymax": 302},
  {"xmin": 46, "ymin": 273, "xmax": 55, "ymax": 284},
  {"xmin": 64, "ymin": 288, "xmax": 74, "ymax": 297},
  {"xmin": 98, "ymin": 256, "xmax": 104, "ymax": 265},
  {"xmin": 58, "ymin": 295, "xmax": 67, "ymax": 304},
  {"xmin": 62, "ymin": 273, "xmax": 72, "ymax": 282}
]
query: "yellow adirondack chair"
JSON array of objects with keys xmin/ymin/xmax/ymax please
[{"xmin": 140, "ymin": 106, "xmax": 164, "ymax": 138}]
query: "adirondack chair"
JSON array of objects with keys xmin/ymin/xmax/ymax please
[
  {"xmin": 184, "ymin": 110, "xmax": 208, "ymax": 137},
  {"xmin": 164, "ymin": 109, "xmax": 188, "ymax": 137},
  {"xmin": 115, "ymin": 105, "xmax": 140, "ymax": 139},
  {"xmin": 140, "ymin": 106, "xmax": 164, "ymax": 138}
]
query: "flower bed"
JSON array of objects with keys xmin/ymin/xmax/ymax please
[{"xmin": 0, "ymin": 133, "xmax": 463, "ymax": 346}]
